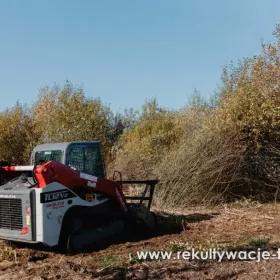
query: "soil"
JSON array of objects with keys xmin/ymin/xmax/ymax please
[{"xmin": 1, "ymin": 201, "xmax": 280, "ymax": 279}]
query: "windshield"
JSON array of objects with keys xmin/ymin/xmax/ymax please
[{"xmin": 34, "ymin": 150, "xmax": 63, "ymax": 165}]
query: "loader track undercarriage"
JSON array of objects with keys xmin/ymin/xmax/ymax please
[
  {"xmin": 66, "ymin": 219, "xmax": 125, "ymax": 254},
  {"xmin": 61, "ymin": 203, "xmax": 157, "ymax": 255}
]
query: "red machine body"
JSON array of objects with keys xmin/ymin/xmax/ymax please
[
  {"xmin": 2, "ymin": 161, "xmax": 128, "ymax": 212},
  {"xmin": 34, "ymin": 160, "xmax": 128, "ymax": 212}
]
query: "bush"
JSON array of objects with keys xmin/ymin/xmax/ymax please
[
  {"xmin": 0, "ymin": 81, "xmax": 132, "ymax": 164},
  {"xmin": 2, "ymin": 26, "xmax": 280, "ymax": 209},
  {"xmin": 111, "ymin": 99, "xmax": 184, "ymax": 179},
  {"xmin": 0, "ymin": 102, "xmax": 39, "ymax": 164},
  {"xmin": 32, "ymin": 81, "xmax": 114, "ymax": 159},
  {"xmin": 113, "ymin": 25, "xmax": 280, "ymax": 207}
]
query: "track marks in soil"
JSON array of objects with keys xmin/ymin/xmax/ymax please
[{"xmin": 2, "ymin": 203, "xmax": 280, "ymax": 279}]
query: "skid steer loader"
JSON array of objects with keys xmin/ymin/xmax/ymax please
[{"xmin": 0, "ymin": 141, "xmax": 158, "ymax": 254}]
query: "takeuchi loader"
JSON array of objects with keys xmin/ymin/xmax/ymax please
[{"xmin": 0, "ymin": 141, "xmax": 158, "ymax": 254}]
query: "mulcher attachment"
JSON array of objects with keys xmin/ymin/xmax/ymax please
[{"xmin": 66, "ymin": 180, "xmax": 158, "ymax": 255}]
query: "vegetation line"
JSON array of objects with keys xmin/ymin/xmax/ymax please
[{"xmin": 2, "ymin": 25, "xmax": 280, "ymax": 208}]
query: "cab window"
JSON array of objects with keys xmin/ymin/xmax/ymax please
[
  {"xmin": 34, "ymin": 150, "xmax": 63, "ymax": 165},
  {"xmin": 66, "ymin": 144, "xmax": 105, "ymax": 178}
]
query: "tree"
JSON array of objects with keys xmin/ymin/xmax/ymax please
[
  {"xmin": 0, "ymin": 102, "xmax": 39, "ymax": 164},
  {"xmin": 33, "ymin": 80, "xmax": 114, "ymax": 158}
]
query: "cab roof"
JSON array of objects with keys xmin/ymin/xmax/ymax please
[{"xmin": 32, "ymin": 141, "xmax": 101, "ymax": 153}]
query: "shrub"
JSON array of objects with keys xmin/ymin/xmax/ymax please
[
  {"xmin": 113, "ymin": 24, "xmax": 280, "ymax": 207},
  {"xmin": 32, "ymin": 80, "xmax": 114, "ymax": 159},
  {"xmin": 0, "ymin": 102, "xmax": 39, "ymax": 164},
  {"xmin": 111, "ymin": 99, "xmax": 184, "ymax": 179}
]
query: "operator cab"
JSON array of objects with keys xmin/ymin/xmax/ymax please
[{"xmin": 31, "ymin": 141, "xmax": 106, "ymax": 178}]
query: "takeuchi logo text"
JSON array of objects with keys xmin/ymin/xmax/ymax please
[{"xmin": 44, "ymin": 191, "xmax": 68, "ymax": 202}]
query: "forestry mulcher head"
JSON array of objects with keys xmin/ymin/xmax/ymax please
[{"xmin": 0, "ymin": 141, "xmax": 158, "ymax": 254}]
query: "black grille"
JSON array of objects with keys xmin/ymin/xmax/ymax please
[{"xmin": 0, "ymin": 199, "xmax": 23, "ymax": 230}]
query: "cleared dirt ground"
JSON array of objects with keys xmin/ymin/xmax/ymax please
[{"xmin": 1, "ymin": 201, "xmax": 280, "ymax": 279}]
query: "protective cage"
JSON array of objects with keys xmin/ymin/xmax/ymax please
[{"xmin": 116, "ymin": 179, "xmax": 158, "ymax": 209}]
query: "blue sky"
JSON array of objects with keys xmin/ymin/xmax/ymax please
[{"xmin": 0, "ymin": 0, "xmax": 279, "ymax": 113}]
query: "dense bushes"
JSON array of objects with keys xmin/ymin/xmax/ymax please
[
  {"xmin": 113, "ymin": 25, "xmax": 280, "ymax": 207},
  {"xmin": 111, "ymin": 99, "xmax": 184, "ymax": 179},
  {"xmin": 1, "ymin": 26, "xmax": 280, "ymax": 208},
  {"xmin": 33, "ymin": 82, "xmax": 115, "ymax": 158},
  {"xmin": 0, "ymin": 81, "xmax": 130, "ymax": 164},
  {"xmin": 0, "ymin": 103, "xmax": 39, "ymax": 164}
]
